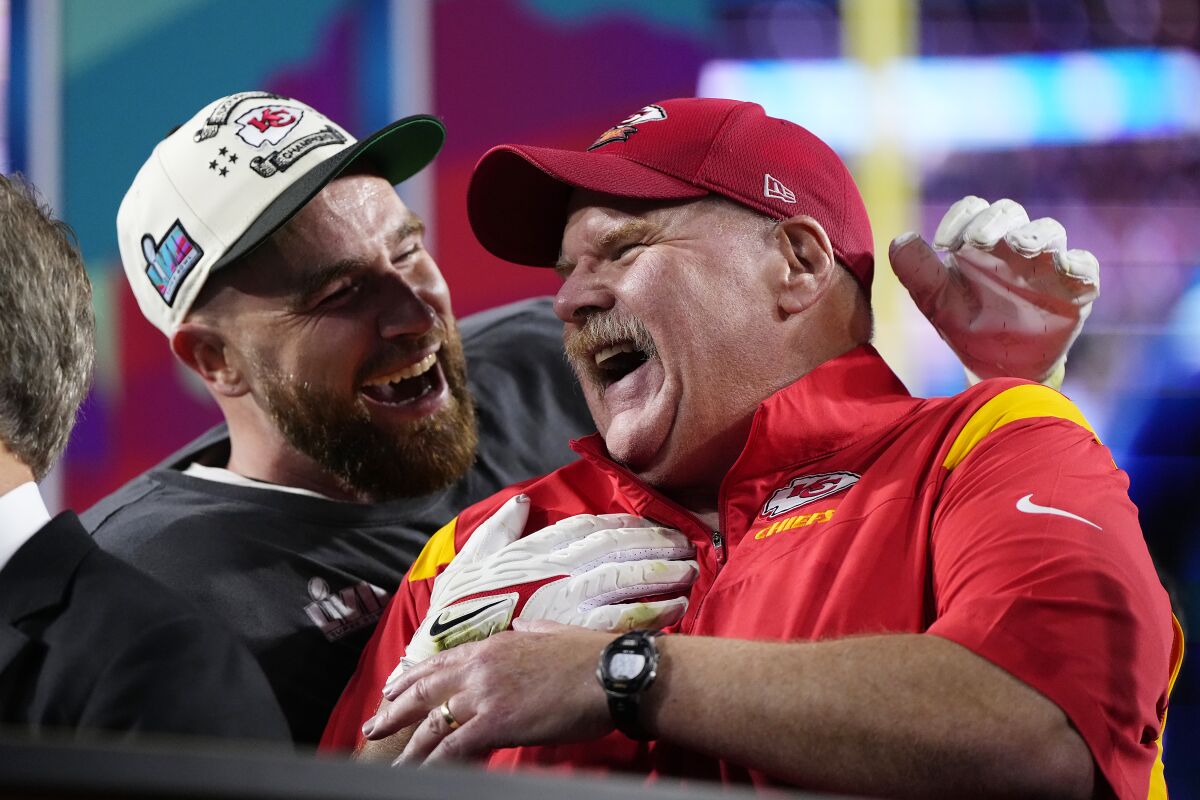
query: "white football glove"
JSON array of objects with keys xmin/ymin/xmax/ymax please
[
  {"xmin": 889, "ymin": 196, "xmax": 1100, "ymax": 388},
  {"xmin": 395, "ymin": 494, "xmax": 697, "ymax": 677}
]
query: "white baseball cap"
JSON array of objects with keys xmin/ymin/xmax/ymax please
[{"xmin": 117, "ymin": 91, "xmax": 445, "ymax": 335}]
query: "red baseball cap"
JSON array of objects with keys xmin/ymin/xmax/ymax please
[{"xmin": 467, "ymin": 97, "xmax": 874, "ymax": 295}]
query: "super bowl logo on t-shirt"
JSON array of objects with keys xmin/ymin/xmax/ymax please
[
  {"xmin": 762, "ymin": 471, "xmax": 859, "ymax": 518},
  {"xmin": 303, "ymin": 576, "xmax": 391, "ymax": 642},
  {"xmin": 234, "ymin": 104, "xmax": 304, "ymax": 148}
]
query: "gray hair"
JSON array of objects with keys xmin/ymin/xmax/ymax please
[{"xmin": 0, "ymin": 174, "xmax": 95, "ymax": 479}]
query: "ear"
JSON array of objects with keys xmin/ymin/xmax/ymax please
[
  {"xmin": 773, "ymin": 215, "xmax": 838, "ymax": 316},
  {"xmin": 170, "ymin": 322, "xmax": 250, "ymax": 398}
]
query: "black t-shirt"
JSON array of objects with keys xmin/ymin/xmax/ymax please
[{"xmin": 81, "ymin": 298, "xmax": 594, "ymax": 745}]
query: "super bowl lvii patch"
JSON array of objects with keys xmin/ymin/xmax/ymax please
[{"xmin": 142, "ymin": 220, "xmax": 203, "ymax": 305}]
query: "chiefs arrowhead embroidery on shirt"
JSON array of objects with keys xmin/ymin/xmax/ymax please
[{"xmin": 762, "ymin": 471, "xmax": 859, "ymax": 518}]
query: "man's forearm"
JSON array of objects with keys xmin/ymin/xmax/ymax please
[
  {"xmin": 644, "ymin": 633, "xmax": 1094, "ymax": 798},
  {"xmin": 366, "ymin": 626, "xmax": 1097, "ymax": 796}
]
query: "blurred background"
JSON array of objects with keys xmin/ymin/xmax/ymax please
[{"xmin": 1, "ymin": 0, "xmax": 1196, "ymax": 792}]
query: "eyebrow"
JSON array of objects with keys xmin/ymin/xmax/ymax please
[
  {"xmin": 554, "ymin": 254, "xmax": 576, "ymax": 277},
  {"xmin": 389, "ymin": 215, "xmax": 426, "ymax": 247},
  {"xmin": 293, "ymin": 258, "xmax": 366, "ymax": 307},
  {"xmin": 293, "ymin": 216, "xmax": 426, "ymax": 305},
  {"xmin": 554, "ymin": 218, "xmax": 656, "ymax": 276}
]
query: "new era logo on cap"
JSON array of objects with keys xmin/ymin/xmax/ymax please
[
  {"xmin": 763, "ymin": 174, "xmax": 796, "ymax": 204},
  {"xmin": 117, "ymin": 92, "xmax": 446, "ymax": 336}
]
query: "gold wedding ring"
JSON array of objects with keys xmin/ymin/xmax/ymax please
[{"xmin": 438, "ymin": 700, "xmax": 461, "ymax": 731}]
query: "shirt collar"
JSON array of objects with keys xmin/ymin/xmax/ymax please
[
  {"xmin": 572, "ymin": 345, "xmax": 918, "ymax": 478},
  {"xmin": 730, "ymin": 344, "xmax": 918, "ymax": 474},
  {"xmin": 182, "ymin": 462, "xmax": 337, "ymax": 500},
  {"xmin": 0, "ymin": 483, "xmax": 51, "ymax": 573}
]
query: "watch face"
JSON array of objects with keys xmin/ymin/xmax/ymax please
[{"xmin": 609, "ymin": 652, "xmax": 647, "ymax": 681}]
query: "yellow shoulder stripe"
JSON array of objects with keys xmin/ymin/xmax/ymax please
[
  {"xmin": 1147, "ymin": 614, "xmax": 1184, "ymax": 800},
  {"xmin": 943, "ymin": 384, "xmax": 1096, "ymax": 470},
  {"xmin": 407, "ymin": 517, "xmax": 458, "ymax": 583}
]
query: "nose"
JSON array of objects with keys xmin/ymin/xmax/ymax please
[
  {"xmin": 554, "ymin": 264, "xmax": 616, "ymax": 325},
  {"xmin": 377, "ymin": 268, "xmax": 438, "ymax": 339}
]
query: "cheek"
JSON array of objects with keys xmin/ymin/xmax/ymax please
[
  {"xmin": 254, "ymin": 339, "xmax": 302, "ymax": 382},
  {"xmin": 413, "ymin": 258, "xmax": 453, "ymax": 315},
  {"xmin": 274, "ymin": 322, "xmax": 371, "ymax": 384},
  {"xmin": 585, "ymin": 395, "xmax": 612, "ymax": 436},
  {"xmin": 672, "ymin": 280, "xmax": 776, "ymax": 389},
  {"xmin": 619, "ymin": 256, "xmax": 663, "ymax": 297}
]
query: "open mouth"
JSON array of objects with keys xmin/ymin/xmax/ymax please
[
  {"xmin": 592, "ymin": 340, "xmax": 653, "ymax": 387},
  {"xmin": 360, "ymin": 350, "xmax": 444, "ymax": 406}
]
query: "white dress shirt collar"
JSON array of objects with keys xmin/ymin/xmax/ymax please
[{"xmin": 0, "ymin": 482, "xmax": 51, "ymax": 573}]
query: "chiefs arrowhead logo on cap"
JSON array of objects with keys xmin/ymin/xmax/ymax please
[
  {"xmin": 235, "ymin": 104, "xmax": 305, "ymax": 148},
  {"xmin": 588, "ymin": 104, "xmax": 668, "ymax": 151}
]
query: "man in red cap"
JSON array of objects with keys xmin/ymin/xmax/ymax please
[{"xmin": 328, "ymin": 98, "xmax": 1180, "ymax": 798}]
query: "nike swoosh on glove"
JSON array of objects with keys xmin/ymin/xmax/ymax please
[
  {"xmin": 890, "ymin": 196, "xmax": 1099, "ymax": 388},
  {"xmin": 394, "ymin": 494, "xmax": 697, "ymax": 678}
]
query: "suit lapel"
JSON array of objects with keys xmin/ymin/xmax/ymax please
[
  {"xmin": 0, "ymin": 622, "xmax": 30, "ymax": 679},
  {"xmin": 0, "ymin": 513, "xmax": 94, "ymax": 623}
]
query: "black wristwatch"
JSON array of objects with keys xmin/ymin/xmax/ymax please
[{"xmin": 596, "ymin": 629, "xmax": 663, "ymax": 740}]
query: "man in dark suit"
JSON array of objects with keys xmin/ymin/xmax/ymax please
[{"xmin": 0, "ymin": 173, "xmax": 289, "ymax": 742}]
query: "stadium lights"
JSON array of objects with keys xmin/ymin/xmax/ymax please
[{"xmin": 697, "ymin": 48, "xmax": 1200, "ymax": 154}]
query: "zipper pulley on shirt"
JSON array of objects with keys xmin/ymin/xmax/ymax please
[{"xmin": 576, "ymin": 443, "xmax": 730, "ymax": 568}]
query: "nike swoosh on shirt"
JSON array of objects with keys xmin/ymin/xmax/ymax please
[
  {"xmin": 429, "ymin": 598, "xmax": 508, "ymax": 638},
  {"xmin": 1015, "ymin": 494, "xmax": 1102, "ymax": 531}
]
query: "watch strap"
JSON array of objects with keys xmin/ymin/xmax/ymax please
[{"xmin": 608, "ymin": 693, "xmax": 651, "ymax": 740}]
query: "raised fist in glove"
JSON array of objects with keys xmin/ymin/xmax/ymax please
[
  {"xmin": 395, "ymin": 494, "xmax": 697, "ymax": 675},
  {"xmin": 890, "ymin": 196, "xmax": 1100, "ymax": 388}
]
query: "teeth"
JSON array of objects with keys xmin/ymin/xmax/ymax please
[
  {"xmin": 362, "ymin": 353, "xmax": 437, "ymax": 387},
  {"xmin": 594, "ymin": 342, "xmax": 638, "ymax": 368}
]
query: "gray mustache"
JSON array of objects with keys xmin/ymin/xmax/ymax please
[{"xmin": 563, "ymin": 312, "xmax": 658, "ymax": 381}]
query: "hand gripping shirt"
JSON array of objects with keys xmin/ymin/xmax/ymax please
[{"xmin": 324, "ymin": 347, "xmax": 1181, "ymax": 798}]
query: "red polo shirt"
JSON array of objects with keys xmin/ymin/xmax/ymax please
[{"xmin": 324, "ymin": 347, "xmax": 1180, "ymax": 798}]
